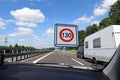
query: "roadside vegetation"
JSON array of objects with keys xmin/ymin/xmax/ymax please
[{"xmin": 0, "ymin": 43, "xmax": 35, "ymax": 50}]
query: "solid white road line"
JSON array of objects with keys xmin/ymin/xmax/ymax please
[
  {"xmin": 32, "ymin": 52, "xmax": 53, "ymax": 63},
  {"xmin": 71, "ymin": 58, "xmax": 84, "ymax": 66}
]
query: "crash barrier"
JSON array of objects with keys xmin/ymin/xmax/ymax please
[{"xmin": 0, "ymin": 48, "xmax": 52, "ymax": 66}]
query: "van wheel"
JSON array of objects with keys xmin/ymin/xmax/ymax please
[{"xmin": 93, "ymin": 57, "xmax": 97, "ymax": 64}]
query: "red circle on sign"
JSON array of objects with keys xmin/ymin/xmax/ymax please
[{"xmin": 59, "ymin": 28, "xmax": 74, "ymax": 42}]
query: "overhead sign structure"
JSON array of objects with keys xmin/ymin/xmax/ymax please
[{"xmin": 54, "ymin": 24, "xmax": 78, "ymax": 47}]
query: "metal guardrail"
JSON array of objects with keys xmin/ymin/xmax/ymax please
[{"xmin": 0, "ymin": 49, "xmax": 53, "ymax": 66}]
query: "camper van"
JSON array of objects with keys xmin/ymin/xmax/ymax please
[{"xmin": 84, "ymin": 25, "xmax": 120, "ymax": 62}]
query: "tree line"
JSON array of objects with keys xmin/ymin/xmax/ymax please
[{"xmin": 0, "ymin": 43, "xmax": 35, "ymax": 49}]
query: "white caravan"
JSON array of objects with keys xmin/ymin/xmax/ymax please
[{"xmin": 84, "ymin": 25, "xmax": 120, "ymax": 62}]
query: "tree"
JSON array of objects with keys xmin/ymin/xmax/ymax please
[
  {"xmin": 46, "ymin": 47, "xmax": 55, "ymax": 50},
  {"xmin": 25, "ymin": 46, "xmax": 35, "ymax": 49},
  {"xmin": 9, "ymin": 45, "xmax": 12, "ymax": 48},
  {"xmin": 99, "ymin": 0, "xmax": 120, "ymax": 29},
  {"xmin": 86, "ymin": 24, "xmax": 98, "ymax": 36},
  {"xmin": 21, "ymin": 45, "xmax": 25, "ymax": 48},
  {"xmin": 14, "ymin": 43, "xmax": 19, "ymax": 48},
  {"xmin": 109, "ymin": 0, "xmax": 120, "ymax": 16},
  {"xmin": 110, "ymin": 14, "xmax": 120, "ymax": 25},
  {"xmin": 109, "ymin": 0, "xmax": 120, "ymax": 25},
  {"xmin": 78, "ymin": 30, "xmax": 86, "ymax": 44},
  {"xmin": 99, "ymin": 17, "xmax": 113, "ymax": 30}
]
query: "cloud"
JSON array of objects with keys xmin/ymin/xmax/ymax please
[
  {"xmin": 10, "ymin": 7, "xmax": 45, "ymax": 27},
  {"xmin": 91, "ymin": 20, "xmax": 100, "ymax": 26},
  {"xmin": 46, "ymin": 27, "xmax": 54, "ymax": 36},
  {"xmin": 8, "ymin": 33, "xmax": 54, "ymax": 48},
  {"xmin": 16, "ymin": 21, "xmax": 37, "ymax": 27},
  {"xmin": 102, "ymin": 0, "xmax": 117, "ymax": 9},
  {"xmin": 73, "ymin": 15, "xmax": 94, "ymax": 24},
  {"xmin": 93, "ymin": 8, "xmax": 107, "ymax": 16},
  {"xmin": 0, "ymin": 35, "xmax": 5, "ymax": 46},
  {"xmin": 0, "ymin": 35, "xmax": 5, "ymax": 42},
  {"xmin": 93, "ymin": 0, "xmax": 117, "ymax": 16},
  {"xmin": 20, "ymin": 39, "xmax": 26, "ymax": 42},
  {"xmin": 5, "ymin": 19, "xmax": 15, "ymax": 23},
  {"xmin": 0, "ymin": 18, "xmax": 6, "ymax": 29},
  {"xmin": 9, "ymin": 27, "xmax": 33, "ymax": 37},
  {"xmin": 28, "ymin": 34, "xmax": 54, "ymax": 48},
  {"xmin": 0, "ymin": 35, "xmax": 11, "ymax": 46}
]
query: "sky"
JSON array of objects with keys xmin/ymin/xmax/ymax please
[{"xmin": 0, "ymin": 0, "xmax": 117, "ymax": 48}]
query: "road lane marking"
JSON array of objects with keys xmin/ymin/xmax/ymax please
[
  {"xmin": 20, "ymin": 54, "xmax": 44, "ymax": 62},
  {"xmin": 71, "ymin": 58, "xmax": 84, "ymax": 66},
  {"xmin": 32, "ymin": 52, "xmax": 53, "ymax": 63}
]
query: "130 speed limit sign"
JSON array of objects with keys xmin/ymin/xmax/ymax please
[
  {"xmin": 60, "ymin": 28, "xmax": 74, "ymax": 42},
  {"xmin": 54, "ymin": 24, "xmax": 78, "ymax": 47}
]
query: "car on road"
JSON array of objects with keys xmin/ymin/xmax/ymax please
[{"xmin": 76, "ymin": 45, "xmax": 84, "ymax": 59}]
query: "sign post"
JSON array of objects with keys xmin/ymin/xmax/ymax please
[{"xmin": 54, "ymin": 24, "xmax": 78, "ymax": 47}]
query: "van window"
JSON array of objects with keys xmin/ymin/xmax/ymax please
[
  {"xmin": 93, "ymin": 38, "xmax": 101, "ymax": 48},
  {"xmin": 85, "ymin": 41, "xmax": 88, "ymax": 48}
]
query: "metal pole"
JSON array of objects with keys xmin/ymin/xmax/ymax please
[
  {"xmin": 16, "ymin": 50, "xmax": 18, "ymax": 61},
  {"xmin": 0, "ymin": 54, "xmax": 4, "ymax": 66},
  {"xmin": 20, "ymin": 50, "xmax": 22, "ymax": 60}
]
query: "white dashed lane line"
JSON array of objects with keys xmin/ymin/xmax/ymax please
[
  {"xmin": 32, "ymin": 52, "xmax": 53, "ymax": 63},
  {"xmin": 71, "ymin": 58, "xmax": 84, "ymax": 66}
]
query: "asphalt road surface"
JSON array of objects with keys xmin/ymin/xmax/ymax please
[{"xmin": 20, "ymin": 50, "xmax": 92, "ymax": 67}]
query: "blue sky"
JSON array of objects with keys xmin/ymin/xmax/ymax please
[{"xmin": 0, "ymin": 0, "xmax": 117, "ymax": 48}]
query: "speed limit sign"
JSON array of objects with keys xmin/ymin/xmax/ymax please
[
  {"xmin": 54, "ymin": 24, "xmax": 78, "ymax": 47},
  {"xmin": 59, "ymin": 28, "xmax": 74, "ymax": 42}
]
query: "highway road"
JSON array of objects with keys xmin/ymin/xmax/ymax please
[{"xmin": 20, "ymin": 50, "xmax": 92, "ymax": 67}]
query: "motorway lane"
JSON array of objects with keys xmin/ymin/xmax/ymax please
[
  {"xmin": 21, "ymin": 51, "xmax": 92, "ymax": 67},
  {"xmin": 59, "ymin": 51, "xmax": 92, "ymax": 66},
  {"xmin": 36, "ymin": 51, "xmax": 82, "ymax": 66}
]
